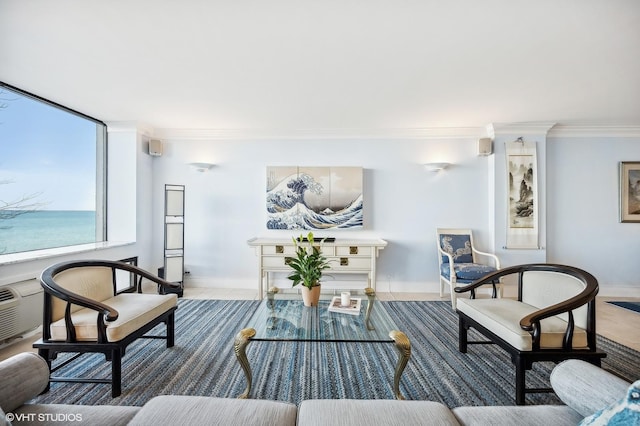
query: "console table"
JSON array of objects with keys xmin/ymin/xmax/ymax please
[{"xmin": 247, "ymin": 237, "xmax": 387, "ymax": 299}]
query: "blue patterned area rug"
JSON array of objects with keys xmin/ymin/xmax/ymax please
[
  {"xmin": 607, "ymin": 301, "xmax": 640, "ymax": 314},
  {"xmin": 30, "ymin": 299, "xmax": 640, "ymax": 408}
]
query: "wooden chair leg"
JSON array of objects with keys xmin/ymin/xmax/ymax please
[
  {"xmin": 167, "ymin": 313, "xmax": 175, "ymax": 348},
  {"xmin": 589, "ymin": 356, "xmax": 602, "ymax": 368},
  {"xmin": 515, "ymin": 356, "xmax": 526, "ymax": 405},
  {"xmin": 450, "ymin": 285, "xmax": 457, "ymax": 310},
  {"xmin": 111, "ymin": 349, "xmax": 122, "ymax": 398},
  {"xmin": 458, "ymin": 317, "xmax": 468, "ymax": 353}
]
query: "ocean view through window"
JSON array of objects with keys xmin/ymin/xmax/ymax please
[{"xmin": 0, "ymin": 83, "xmax": 106, "ymax": 255}]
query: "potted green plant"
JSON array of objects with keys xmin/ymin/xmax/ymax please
[{"xmin": 287, "ymin": 231, "xmax": 331, "ymax": 307}]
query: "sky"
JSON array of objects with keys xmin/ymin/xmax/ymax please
[{"xmin": 0, "ymin": 87, "xmax": 98, "ymax": 211}]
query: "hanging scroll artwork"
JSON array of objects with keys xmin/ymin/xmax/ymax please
[{"xmin": 506, "ymin": 138, "xmax": 538, "ymax": 249}]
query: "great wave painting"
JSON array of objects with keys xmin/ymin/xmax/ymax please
[{"xmin": 266, "ymin": 166, "xmax": 363, "ymax": 230}]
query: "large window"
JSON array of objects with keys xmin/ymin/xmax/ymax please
[{"xmin": 0, "ymin": 82, "xmax": 106, "ymax": 255}]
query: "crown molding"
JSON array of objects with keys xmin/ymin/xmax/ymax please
[
  {"xmin": 152, "ymin": 127, "xmax": 487, "ymax": 141},
  {"xmin": 486, "ymin": 122, "xmax": 557, "ymax": 138},
  {"xmin": 107, "ymin": 122, "xmax": 640, "ymax": 141},
  {"xmin": 547, "ymin": 124, "xmax": 640, "ymax": 138},
  {"xmin": 105, "ymin": 121, "xmax": 154, "ymax": 136}
]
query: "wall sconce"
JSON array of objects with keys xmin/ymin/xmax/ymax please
[
  {"xmin": 188, "ymin": 162, "xmax": 214, "ymax": 172},
  {"xmin": 424, "ymin": 162, "xmax": 450, "ymax": 172}
]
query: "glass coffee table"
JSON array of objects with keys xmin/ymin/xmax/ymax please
[{"xmin": 233, "ymin": 287, "xmax": 411, "ymax": 400}]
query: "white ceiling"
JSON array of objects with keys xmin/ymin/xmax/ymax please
[{"xmin": 1, "ymin": 0, "xmax": 639, "ymax": 134}]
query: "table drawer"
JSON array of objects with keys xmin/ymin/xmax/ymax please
[
  {"xmin": 328, "ymin": 257, "xmax": 372, "ymax": 270},
  {"xmin": 262, "ymin": 244, "xmax": 334, "ymax": 256},
  {"xmin": 262, "ymin": 256, "xmax": 292, "ymax": 268},
  {"xmin": 262, "ymin": 245, "xmax": 297, "ymax": 255},
  {"xmin": 335, "ymin": 246, "xmax": 372, "ymax": 256}
]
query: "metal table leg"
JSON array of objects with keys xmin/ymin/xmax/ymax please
[
  {"xmin": 389, "ymin": 330, "xmax": 411, "ymax": 400},
  {"xmin": 234, "ymin": 328, "xmax": 256, "ymax": 399},
  {"xmin": 364, "ymin": 287, "xmax": 375, "ymax": 330}
]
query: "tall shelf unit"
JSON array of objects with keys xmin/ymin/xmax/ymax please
[{"xmin": 162, "ymin": 184, "xmax": 185, "ymax": 297}]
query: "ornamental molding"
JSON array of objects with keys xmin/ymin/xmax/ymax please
[{"xmin": 106, "ymin": 122, "xmax": 640, "ymax": 141}]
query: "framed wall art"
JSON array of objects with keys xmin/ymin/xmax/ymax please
[
  {"xmin": 619, "ymin": 161, "xmax": 640, "ymax": 223},
  {"xmin": 266, "ymin": 166, "xmax": 363, "ymax": 230}
]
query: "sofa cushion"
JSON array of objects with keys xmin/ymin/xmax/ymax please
[
  {"xmin": 456, "ymin": 298, "xmax": 588, "ymax": 351},
  {"xmin": 49, "ymin": 293, "xmax": 177, "ymax": 342},
  {"xmin": 550, "ymin": 359, "xmax": 631, "ymax": 418},
  {"xmin": 298, "ymin": 399, "xmax": 460, "ymax": 426},
  {"xmin": 0, "ymin": 353, "xmax": 49, "ymax": 413},
  {"xmin": 0, "ymin": 406, "xmax": 8, "ymax": 426},
  {"xmin": 14, "ymin": 404, "xmax": 140, "ymax": 426},
  {"xmin": 578, "ymin": 380, "xmax": 640, "ymax": 425},
  {"xmin": 452, "ymin": 405, "xmax": 583, "ymax": 426},
  {"xmin": 129, "ymin": 396, "xmax": 297, "ymax": 426}
]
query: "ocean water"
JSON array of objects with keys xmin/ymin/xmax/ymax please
[{"xmin": 0, "ymin": 210, "xmax": 96, "ymax": 254}]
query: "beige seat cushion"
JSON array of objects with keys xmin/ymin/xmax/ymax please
[
  {"xmin": 452, "ymin": 405, "xmax": 583, "ymax": 426},
  {"xmin": 298, "ymin": 399, "xmax": 460, "ymax": 426},
  {"xmin": 456, "ymin": 298, "xmax": 588, "ymax": 351},
  {"xmin": 131, "ymin": 396, "xmax": 298, "ymax": 426},
  {"xmin": 50, "ymin": 293, "xmax": 177, "ymax": 342}
]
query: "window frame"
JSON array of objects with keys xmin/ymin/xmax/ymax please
[{"xmin": 0, "ymin": 81, "xmax": 108, "ymax": 257}]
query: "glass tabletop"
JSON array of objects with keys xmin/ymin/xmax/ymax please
[{"xmin": 246, "ymin": 289, "xmax": 399, "ymax": 342}]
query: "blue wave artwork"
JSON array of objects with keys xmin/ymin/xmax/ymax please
[{"xmin": 266, "ymin": 167, "xmax": 363, "ymax": 230}]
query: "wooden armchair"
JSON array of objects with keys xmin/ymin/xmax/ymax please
[
  {"xmin": 33, "ymin": 259, "xmax": 180, "ymax": 397},
  {"xmin": 437, "ymin": 228, "xmax": 502, "ymax": 309},
  {"xmin": 454, "ymin": 263, "xmax": 606, "ymax": 405}
]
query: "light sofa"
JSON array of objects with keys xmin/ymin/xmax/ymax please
[{"xmin": 0, "ymin": 352, "xmax": 634, "ymax": 425}]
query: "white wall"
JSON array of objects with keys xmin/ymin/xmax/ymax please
[
  {"xmin": 148, "ymin": 132, "xmax": 640, "ymax": 297},
  {"xmin": 149, "ymin": 137, "xmax": 495, "ymax": 293},
  {"xmin": 546, "ymin": 136, "xmax": 640, "ymax": 293}
]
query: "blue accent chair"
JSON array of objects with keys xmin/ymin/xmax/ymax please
[{"xmin": 436, "ymin": 228, "xmax": 502, "ymax": 309}]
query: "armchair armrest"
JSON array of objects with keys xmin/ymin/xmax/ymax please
[
  {"xmin": 40, "ymin": 270, "xmax": 120, "ymax": 322},
  {"xmin": 41, "ymin": 260, "xmax": 180, "ymax": 301},
  {"xmin": 437, "ymin": 246, "xmax": 457, "ymax": 280},
  {"xmin": 111, "ymin": 261, "xmax": 182, "ymax": 294},
  {"xmin": 437, "ymin": 245, "xmax": 455, "ymax": 265},
  {"xmin": 519, "ymin": 280, "xmax": 598, "ymax": 331},
  {"xmin": 519, "ymin": 271, "xmax": 598, "ymax": 350},
  {"xmin": 471, "ymin": 247, "xmax": 500, "ymax": 269}
]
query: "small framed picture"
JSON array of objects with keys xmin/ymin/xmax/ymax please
[{"xmin": 619, "ymin": 161, "xmax": 640, "ymax": 222}]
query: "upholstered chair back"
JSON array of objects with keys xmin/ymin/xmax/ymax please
[
  {"xmin": 50, "ymin": 266, "xmax": 114, "ymax": 322},
  {"xmin": 439, "ymin": 234, "xmax": 474, "ymax": 264},
  {"xmin": 521, "ymin": 270, "xmax": 589, "ymax": 329}
]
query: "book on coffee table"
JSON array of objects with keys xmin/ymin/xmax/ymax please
[{"xmin": 328, "ymin": 296, "xmax": 362, "ymax": 315}]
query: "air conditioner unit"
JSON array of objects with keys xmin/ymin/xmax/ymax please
[{"xmin": 0, "ymin": 280, "xmax": 43, "ymax": 342}]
